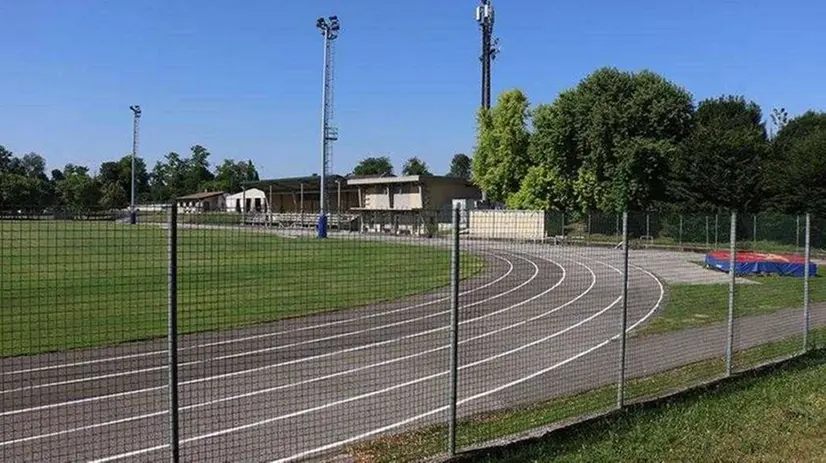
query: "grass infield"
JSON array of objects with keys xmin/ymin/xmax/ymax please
[
  {"xmin": 641, "ymin": 269, "xmax": 823, "ymax": 335},
  {"xmin": 1, "ymin": 221, "xmax": 483, "ymax": 357}
]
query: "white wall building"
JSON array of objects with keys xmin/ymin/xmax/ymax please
[{"xmin": 225, "ymin": 188, "xmax": 269, "ymax": 213}]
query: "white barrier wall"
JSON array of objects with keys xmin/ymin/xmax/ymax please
[{"xmin": 467, "ymin": 210, "xmax": 548, "ymax": 240}]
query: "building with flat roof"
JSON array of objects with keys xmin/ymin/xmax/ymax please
[{"xmin": 242, "ymin": 174, "xmax": 482, "ymax": 235}]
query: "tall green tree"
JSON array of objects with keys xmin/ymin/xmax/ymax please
[
  {"xmin": 511, "ymin": 68, "xmax": 693, "ymax": 213},
  {"xmin": 447, "ymin": 153, "xmax": 472, "ymax": 179},
  {"xmin": 670, "ymin": 95, "xmax": 768, "ymax": 213},
  {"xmin": 764, "ymin": 111, "xmax": 826, "ymax": 214},
  {"xmin": 352, "ymin": 156, "xmax": 394, "ymax": 176},
  {"xmin": 508, "ymin": 103, "xmax": 577, "ymax": 211},
  {"xmin": 184, "ymin": 144, "xmax": 215, "ymax": 192},
  {"xmin": 212, "ymin": 159, "xmax": 260, "ymax": 193},
  {"xmin": 97, "ymin": 155, "xmax": 149, "ymax": 206},
  {"xmin": 56, "ymin": 164, "xmax": 100, "ymax": 212},
  {"xmin": 0, "ymin": 150, "xmax": 52, "ymax": 209},
  {"xmin": 402, "ymin": 157, "xmax": 432, "ymax": 176},
  {"xmin": 472, "ymin": 89, "xmax": 531, "ymax": 204}
]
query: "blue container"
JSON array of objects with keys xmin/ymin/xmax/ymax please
[{"xmin": 317, "ymin": 214, "xmax": 328, "ymax": 239}]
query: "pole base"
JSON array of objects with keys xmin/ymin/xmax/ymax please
[
  {"xmin": 130, "ymin": 211, "xmax": 137, "ymax": 225},
  {"xmin": 317, "ymin": 214, "xmax": 328, "ymax": 239}
]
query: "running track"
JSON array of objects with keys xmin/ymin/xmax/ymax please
[{"xmin": 2, "ymin": 240, "xmax": 667, "ymax": 462}]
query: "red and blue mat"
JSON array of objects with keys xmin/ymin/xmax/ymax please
[{"xmin": 705, "ymin": 251, "xmax": 817, "ymax": 277}]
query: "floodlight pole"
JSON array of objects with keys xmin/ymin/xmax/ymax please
[
  {"xmin": 316, "ymin": 15, "xmax": 340, "ymax": 239},
  {"xmin": 129, "ymin": 105, "xmax": 141, "ymax": 225}
]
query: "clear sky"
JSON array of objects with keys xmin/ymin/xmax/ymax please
[{"xmin": 1, "ymin": 0, "xmax": 824, "ymax": 179}]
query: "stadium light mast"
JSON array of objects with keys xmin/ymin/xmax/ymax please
[
  {"xmin": 316, "ymin": 15, "xmax": 340, "ymax": 239},
  {"xmin": 129, "ymin": 105, "xmax": 142, "ymax": 225},
  {"xmin": 476, "ymin": 0, "xmax": 499, "ymax": 109}
]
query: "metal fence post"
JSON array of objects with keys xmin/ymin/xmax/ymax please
[
  {"xmin": 796, "ymin": 215, "xmax": 801, "ymax": 251},
  {"xmin": 803, "ymin": 213, "xmax": 811, "ymax": 352},
  {"xmin": 715, "ymin": 214, "xmax": 719, "ymax": 249},
  {"xmin": 167, "ymin": 204, "xmax": 181, "ymax": 462},
  {"xmin": 447, "ymin": 204, "xmax": 461, "ymax": 456},
  {"xmin": 617, "ymin": 211, "xmax": 630, "ymax": 409},
  {"xmin": 705, "ymin": 215, "xmax": 710, "ymax": 248},
  {"xmin": 679, "ymin": 214, "xmax": 684, "ymax": 246},
  {"xmin": 646, "ymin": 213, "xmax": 650, "ymax": 238},
  {"xmin": 726, "ymin": 211, "xmax": 737, "ymax": 377},
  {"xmin": 753, "ymin": 214, "xmax": 757, "ymax": 249}
]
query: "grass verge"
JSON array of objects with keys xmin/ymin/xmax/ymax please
[
  {"xmin": 345, "ymin": 328, "xmax": 826, "ymax": 463},
  {"xmin": 1, "ymin": 221, "xmax": 483, "ymax": 357},
  {"xmin": 640, "ymin": 270, "xmax": 824, "ymax": 335},
  {"xmin": 466, "ymin": 348, "xmax": 826, "ymax": 462}
]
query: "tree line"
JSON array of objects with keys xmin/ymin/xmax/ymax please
[
  {"xmin": 472, "ymin": 67, "xmax": 826, "ymax": 217},
  {"xmin": 0, "ymin": 144, "xmax": 259, "ymax": 212},
  {"xmin": 351, "ymin": 154, "xmax": 472, "ymax": 180}
]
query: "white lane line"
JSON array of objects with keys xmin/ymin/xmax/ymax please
[
  {"xmin": 273, "ymin": 260, "xmax": 665, "ymax": 463},
  {"xmin": 0, "ymin": 254, "xmax": 541, "ymax": 394},
  {"xmin": 1, "ymin": 350, "xmax": 169, "ymax": 376},
  {"xmin": 209, "ymin": 255, "xmax": 544, "ymax": 361},
  {"xmin": 191, "ymin": 251, "xmax": 518, "ymax": 349},
  {"xmin": 84, "ymin": 257, "xmax": 620, "ymax": 462},
  {"xmin": 3, "ymin": 252, "xmax": 515, "ymax": 377},
  {"xmin": 0, "ymin": 254, "xmax": 572, "ymax": 442},
  {"xmin": 0, "ymin": 253, "xmax": 552, "ymax": 412}
]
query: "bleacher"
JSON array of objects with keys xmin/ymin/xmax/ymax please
[{"xmin": 243, "ymin": 212, "xmax": 359, "ymax": 230}]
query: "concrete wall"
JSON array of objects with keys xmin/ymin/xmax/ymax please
[{"xmin": 467, "ymin": 210, "xmax": 548, "ymax": 240}]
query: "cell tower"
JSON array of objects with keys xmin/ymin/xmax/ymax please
[
  {"xmin": 476, "ymin": 0, "xmax": 499, "ymax": 109},
  {"xmin": 316, "ymin": 15, "xmax": 340, "ymax": 239}
]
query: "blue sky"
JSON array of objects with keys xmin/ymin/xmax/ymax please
[{"xmin": 1, "ymin": 0, "xmax": 824, "ymax": 178}]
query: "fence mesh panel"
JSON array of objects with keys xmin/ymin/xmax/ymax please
[
  {"xmin": 0, "ymin": 210, "xmax": 168, "ymax": 461},
  {"xmin": 0, "ymin": 206, "xmax": 822, "ymax": 462}
]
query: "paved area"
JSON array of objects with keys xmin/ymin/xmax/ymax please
[{"xmin": 0, "ymin": 234, "xmax": 821, "ymax": 462}]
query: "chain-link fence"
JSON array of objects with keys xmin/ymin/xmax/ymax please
[{"xmin": 1, "ymin": 206, "xmax": 822, "ymax": 461}]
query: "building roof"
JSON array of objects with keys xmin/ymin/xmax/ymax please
[
  {"xmin": 226, "ymin": 188, "xmax": 266, "ymax": 199},
  {"xmin": 346, "ymin": 175, "xmax": 476, "ymax": 186},
  {"xmin": 244, "ymin": 175, "xmax": 349, "ymax": 193},
  {"xmin": 177, "ymin": 191, "xmax": 226, "ymax": 200}
]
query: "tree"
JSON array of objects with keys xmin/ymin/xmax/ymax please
[
  {"xmin": 97, "ymin": 155, "xmax": 150, "ymax": 204},
  {"xmin": 508, "ymin": 103, "xmax": 577, "ymax": 211},
  {"xmin": 472, "ymin": 89, "xmax": 532, "ymax": 204},
  {"xmin": 56, "ymin": 164, "xmax": 100, "ymax": 212},
  {"xmin": 0, "ymin": 145, "xmax": 12, "ymax": 173},
  {"xmin": 183, "ymin": 144, "xmax": 215, "ymax": 192},
  {"xmin": 352, "ymin": 156, "xmax": 394, "ymax": 176},
  {"xmin": 764, "ymin": 111, "xmax": 826, "ymax": 214},
  {"xmin": 99, "ymin": 182, "xmax": 129, "ymax": 210},
  {"xmin": 149, "ymin": 152, "xmax": 186, "ymax": 200},
  {"xmin": 402, "ymin": 157, "xmax": 432, "ymax": 176},
  {"xmin": 670, "ymin": 95, "xmax": 768, "ymax": 212},
  {"xmin": 512, "ymin": 68, "xmax": 693, "ymax": 213},
  {"xmin": 213, "ymin": 159, "xmax": 260, "ymax": 193},
  {"xmin": 447, "ymin": 153, "xmax": 472, "ymax": 179}
]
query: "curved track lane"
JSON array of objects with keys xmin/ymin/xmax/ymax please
[{"xmin": 0, "ymin": 242, "xmax": 664, "ymax": 462}]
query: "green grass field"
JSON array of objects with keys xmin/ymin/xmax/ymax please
[
  {"xmin": 641, "ymin": 270, "xmax": 824, "ymax": 335},
  {"xmin": 0, "ymin": 221, "xmax": 483, "ymax": 357}
]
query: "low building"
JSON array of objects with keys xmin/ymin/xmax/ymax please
[
  {"xmin": 347, "ymin": 175, "xmax": 482, "ymax": 236},
  {"xmin": 176, "ymin": 191, "xmax": 227, "ymax": 214},
  {"xmin": 225, "ymin": 188, "xmax": 269, "ymax": 213},
  {"xmin": 241, "ymin": 174, "xmax": 482, "ymax": 235}
]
